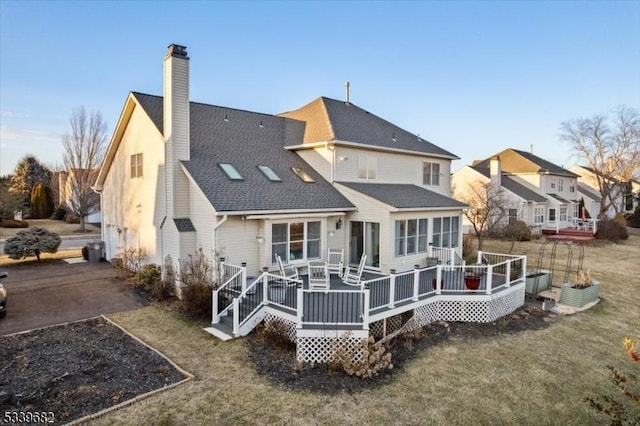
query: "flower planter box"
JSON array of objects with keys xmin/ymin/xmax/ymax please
[
  {"xmin": 525, "ymin": 270, "xmax": 552, "ymax": 294},
  {"xmin": 558, "ymin": 280, "xmax": 600, "ymax": 308}
]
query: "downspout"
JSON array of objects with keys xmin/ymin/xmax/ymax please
[
  {"xmin": 327, "ymin": 142, "xmax": 335, "ymax": 183},
  {"xmin": 213, "ymin": 214, "xmax": 228, "ymax": 257}
]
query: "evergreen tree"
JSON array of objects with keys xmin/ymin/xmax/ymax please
[
  {"xmin": 9, "ymin": 155, "xmax": 51, "ymax": 195},
  {"xmin": 3, "ymin": 227, "xmax": 61, "ymax": 262},
  {"xmin": 30, "ymin": 183, "xmax": 55, "ymax": 219}
]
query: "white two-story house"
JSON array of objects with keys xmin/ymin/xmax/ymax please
[
  {"xmin": 94, "ymin": 44, "xmax": 467, "ymax": 277},
  {"xmin": 452, "ymin": 148, "xmax": 580, "ymax": 233}
]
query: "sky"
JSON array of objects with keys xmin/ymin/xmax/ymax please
[{"xmin": 0, "ymin": 1, "xmax": 639, "ymax": 176}]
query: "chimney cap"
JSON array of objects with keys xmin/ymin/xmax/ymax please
[{"xmin": 166, "ymin": 44, "xmax": 188, "ymax": 59}]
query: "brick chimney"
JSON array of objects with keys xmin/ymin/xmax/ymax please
[
  {"xmin": 489, "ymin": 155, "xmax": 501, "ymax": 187},
  {"xmin": 163, "ymin": 44, "xmax": 190, "ymax": 218}
]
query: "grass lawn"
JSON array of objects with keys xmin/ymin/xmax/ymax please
[
  {"xmin": 0, "ymin": 249, "xmax": 82, "ymax": 266},
  {"xmin": 95, "ymin": 230, "xmax": 639, "ymax": 424},
  {"xmin": 0, "ymin": 218, "xmax": 100, "ymax": 240}
]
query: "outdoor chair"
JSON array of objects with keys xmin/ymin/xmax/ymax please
[
  {"xmin": 275, "ymin": 254, "xmax": 299, "ymax": 282},
  {"xmin": 342, "ymin": 254, "xmax": 367, "ymax": 287},
  {"xmin": 326, "ymin": 248, "xmax": 344, "ymax": 277},
  {"xmin": 308, "ymin": 261, "xmax": 329, "ymax": 291}
]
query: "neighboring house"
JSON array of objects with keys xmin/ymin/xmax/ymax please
[
  {"xmin": 59, "ymin": 169, "xmax": 101, "ymax": 224},
  {"xmin": 452, "ymin": 148, "xmax": 580, "ymax": 233},
  {"xmin": 569, "ymin": 165, "xmax": 640, "ymax": 218},
  {"xmin": 94, "ymin": 44, "xmax": 467, "ymax": 277}
]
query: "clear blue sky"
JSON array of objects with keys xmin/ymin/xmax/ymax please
[{"xmin": 1, "ymin": 1, "xmax": 639, "ymax": 176}]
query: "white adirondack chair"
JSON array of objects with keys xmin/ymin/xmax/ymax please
[
  {"xmin": 342, "ymin": 254, "xmax": 367, "ymax": 286},
  {"xmin": 275, "ymin": 254, "xmax": 299, "ymax": 281},
  {"xmin": 308, "ymin": 262, "xmax": 329, "ymax": 291},
  {"xmin": 326, "ymin": 248, "xmax": 344, "ymax": 277}
]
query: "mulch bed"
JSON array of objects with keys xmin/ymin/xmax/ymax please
[
  {"xmin": 248, "ymin": 302, "xmax": 555, "ymax": 393},
  {"xmin": 0, "ymin": 317, "xmax": 188, "ymax": 424}
]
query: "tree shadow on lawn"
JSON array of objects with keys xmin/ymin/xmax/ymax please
[{"xmin": 0, "ymin": 316, "xmax": 190, "ymax": 424}]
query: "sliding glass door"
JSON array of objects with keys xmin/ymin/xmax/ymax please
[{"xmin": 349, "ymin": 221, "xmax": 380, "ymax": 268}]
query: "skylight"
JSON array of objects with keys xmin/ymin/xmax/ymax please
[
  {"xmin": 258, "ymin": 165, "xmax": 281, "ymax": 182},
  {"xmin": 291, "ymin": 167, "xmax": 315, "ymax": 183},
  {"xmin": 219, "ymin": 163, "xmax": 243, "ymax": 180}
]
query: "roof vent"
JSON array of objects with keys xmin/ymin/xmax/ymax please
[
  {"xmin": 224, "ymin": 114, "xmax": 229, "ymax": 122},
  {"xmin": 259, "ymin": 120, "xmax": 264, "ymax": 128},
  {"xmin": 392, "ymin": 132, "xmax": 396, "ymax": 142}
]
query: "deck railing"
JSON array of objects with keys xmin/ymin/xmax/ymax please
[
  {"xmin": 212, "ymin": 261, "xmax": 246, "ymax": 323},
  {"xmin": 212, "ymin": 254, "xmax": 527, "ymax": 337}
]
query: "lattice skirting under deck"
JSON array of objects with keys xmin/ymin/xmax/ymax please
[
  {"xmin": 296, "ymin": 333, "xmax": 366, "ymax": 364},
  {"xmin": 273, "ymin": 286, "xmax": 525, "ymax": 363},
  {"xmin": 263, "ymin": 313, "xmax": 297, "ymax": 343}
]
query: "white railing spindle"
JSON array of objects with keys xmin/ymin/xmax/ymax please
[
  {"xmin": 389, "ymin": 269, "xmax": 396, "ymax": 308},
  {"xmin": 413, "ymin": 265, "xmax": 420, "ymax": 301}
]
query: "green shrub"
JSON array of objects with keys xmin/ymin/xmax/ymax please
[
  {"xmin": 52, "ymin": 207, "xmax": 67, "ymax": 220},
  {"xmin": 3, "ymin": 227, "xmax": 61, "ymax": 261},
  {"xmin": 503, "ymin": 220, "xmax": 532, "ymax": 242},
  {"xmin": 153, "ymin": 255, "xmax": 176, "ymax": 301},
  {"xmin": 596, "ymin": 219, "xmax": 629, "ymax": 242},
  {"xmin": 614, "ymin": 212, "xmax": 627, "ymax": 225},
  {"xmin": 136, "ymin": 264, "xmax": 162, "ymax": 292},
  {"xmin": 181, "ymin": 283, "xmax": 212, "ymax": 320},
  {"xmin": 0, "ymin": 219, "xmax": 29, "ymax": 228}
]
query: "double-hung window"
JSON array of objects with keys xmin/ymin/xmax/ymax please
[
  {"xmin": 131, "ymin": 153, "xmax": 143, "ymax": 178},
  {"xmin": 423, "ymin": 162, "xmax": 440, "ymax": 186},
  {"xmin": 534, "ymin": 207, "xmax": 545, "ymax": 224},
  {"xmin": 395, "ymin": 219, "xmax": 428, "ymax": 256},
  {"xmin": 432, "ymin": 216, "xmax": 459, "ymax": 248},
  {"xmin": 358, "ymin": 155, "xmax": 377, "ymax": 179},
  {"xmin": 560, "ymin": 206, "xmax": 567, "ymax": 222},
  {"xmin": 271, "ymin": 221, "xmax": 321, "ymax": 263}
]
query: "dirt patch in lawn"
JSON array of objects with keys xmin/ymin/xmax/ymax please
[
  {"xmin": 0, "ymin": 317, "xmax": 190, "ymax": 424},
  {"xmin": 248, "ymin": 302, "xmax": 554, "ymax": 392}
]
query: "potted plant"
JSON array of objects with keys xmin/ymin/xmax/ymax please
[
  {"xmin": 464, "ymin": 265, "xmax": 483, "ymax": 290},
  {"xmin": 558, "ymin": 268, "xmax": 600, "ymax": 308}
]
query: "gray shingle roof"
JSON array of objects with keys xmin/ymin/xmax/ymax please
[
  {"xmin": 337, "ymin": 182, "xmax": 467, "ymax": 210},
  {"xmin": 577, "ymin": 183, "xmax": 602, "ymax": 202},
  {"xmin": 174, "ymin": 218, "xmax": 195, "ymax": 232},
  {"xmin": 475, "ymin": 148, "xmax": 577, "ymax": 177},
  {"xmin": 133, "ymin": 92, "xmax": 355, "ymax": 213},
  {"xmin": 547, "ymin": 193, "xmax": 572, "ymax": 204},
  {"xmin": 279, "ymin": 97, "xmax": 459, "ymax": 159},
  {"xmin": 474, "ymin": 167, "xmax": 547, "ymax": 202}
]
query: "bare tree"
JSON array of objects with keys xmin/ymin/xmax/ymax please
[
  {"xmin": 62, "ymin": 107, "xmax": 107, "ymax": 232},
  {"xmin": 561, "ymin": 106, "xmax": 640, "ymax": 219},
  {"xmin": 453, "ymin": 181, "xmax": 508, "ymax": 250}
]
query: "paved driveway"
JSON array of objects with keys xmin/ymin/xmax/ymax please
[{"xmin": 0, "ymin": 261, "xmax": 149, "ymax": 336}]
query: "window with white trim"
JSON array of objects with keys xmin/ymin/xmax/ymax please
[
  {"xmin": 550, "ymin": 178, "xmax": 556, "ymax": 189},
  {"xmin": 508, "ymin": 209, "xmax": 518, "ymax": 225},
  {"xmin": 358, "ymin": 155, "xmax": 377, "ymax": 179},
  {"xmin": 560, "ymin": 206, "xmax": 567, "ymax": 222},
  {"xmin": 558, "ymin": 179, "xmax": 564, "ymax": 192},
  {"xmin": 432, "ymin": 216, "xmax": 459, "ymax": 248},
  {"xmin": 573, "ymin": 204, "xmax": 579, "ymax": 219},
  {"xmin": 548, "ymin": 208, "xmax": 556, "ymax": 222},
  {"xmin": 423, "ymin": 162, "xmax": 440, "ymax": 186},
  {"xmin": 394, "ymin": 219, "xmax": 428, "ymax": 257},
  {"xmin": 271, "ymin": 221, "xmax": 321, "ymax": 263},
  {"xmin": 569, "ymin": 185, "xmax": 575, "ymax": 193},
  {"xmin": 130, "ymin": 153, "xmax": 143, "ymax": 178},
  {"xmin": 534, "ymin": 207, "xmax": 545, "ymax": 224}
]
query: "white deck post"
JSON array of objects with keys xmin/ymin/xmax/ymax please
[
  {"xmin": 219, "ymin": 257, "xmax": 226, "ymax": 283},
  {"xmin": 485, "ymin": 265, "xmax": 494, "ymax": 295},
  {"xmin": 362, "ymin": 286, "xmax": 370, "ymax": 330},
  {"xmin": 232, "ymin": 298, "xmax": 239, "ymax": 336},
  {"xmin": 212, "ymin": 288, "xmax": 220, "ymax": 324},
  {"xmin": 449, "ymin": 248, "xmax": 456, "ymax": 266},
  {"xmin": 241, "ymin": 262, "xmax": 247, "ymax": 292},
  {"xmin": 506, "ymin": 261, "xmax": 511, "ymax": 287},
  {"xmin": 262, "ymin": 267, "xmax": 269, "ymax": 304},
  {"xmin": 436, "ymin": 266, "xmax": 442, "ymax": 295},
  {"xmin": 413, "ymin": 265, "xmax": 420, "ymax": 301},
  {"xmin": 522, "ymin": 255, "xmax": 527, "ymax": 282},
  {"xmin": 476, "ymin": 251, "xmax": 483, "ymax": 265},
  {"xmin": 296, "ymin": 283, "xmax": 304, "ymax": 328},
  {"xmin": 389, "ymin": 269, "xmax": 396, "ymax": 308}
]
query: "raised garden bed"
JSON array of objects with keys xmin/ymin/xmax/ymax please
[{"xmin": 558, "ymin": 280, "xmax": 600, "ymax": 308}]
